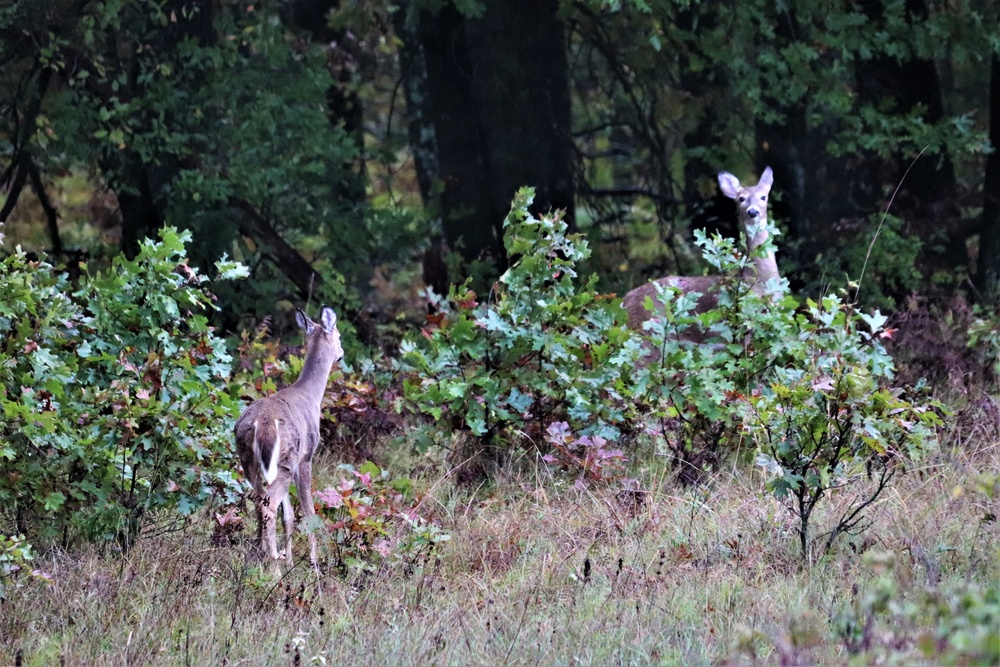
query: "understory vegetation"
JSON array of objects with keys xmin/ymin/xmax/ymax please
[
  {"xmin": 2, "ymin": 1, "xmax": 999, "ymax": 664},
  {"xmin": 0, "ymin": 436, "xmax": 996, "ymax": 666},
  {"xmin": 2, "ymin": 193, "xmax": 997, "ymax": 665}
]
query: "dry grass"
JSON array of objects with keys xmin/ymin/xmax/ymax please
[{"xmin": 2, "ymin": 414, "xmax": 997, "ymax": 666}]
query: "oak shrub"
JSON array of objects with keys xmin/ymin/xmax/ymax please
[{"xmin": 0, "ymin": 228, "xmax": 244, "ymax": 553}]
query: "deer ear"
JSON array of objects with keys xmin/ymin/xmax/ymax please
[
  {"xmin": 296, "ymin": 309, "xmax": 315, "ymax": 334},
  {"xmin": 758, "ymin": 166, "xmax": 774, "ymax": 190},
  {"xmin": 320, "ymin": 306, "xmax": 337, "ymax": 333},
  {"xmin": 718, "ymin": 171, "xmax": 741, "ymax": 199}
]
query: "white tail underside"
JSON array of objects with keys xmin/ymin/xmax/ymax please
[{"xmin": 256, "ymin": 419, "xmax": 282, "ymax": 485}]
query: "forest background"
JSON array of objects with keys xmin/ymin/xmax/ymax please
[
  {"xmin": 4, "ymin": 0, "xmax": 1000, "ymax": 326},
  {"xmin": 1, "ymin": 0, "xmax": 999, "ymax": 665}
]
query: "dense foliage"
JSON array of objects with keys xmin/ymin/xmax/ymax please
[
  {"xmin": 3, "ymin": 0, "xmax": 998, "ymax": 321},
  {"xmin": 0, "ymin": 227, "xmax": 243, "ymax": 548},
  {"xmin": 398, "ymin": 190, "xmax": 938, "ymax": 561},
  {"xmin": 397, "ymin": 188, "xmax": 637, "ymax": 479},
  {"xmin": 569, "ymin": 0, "xmax": 997, "ymax": 300},
  {"xmin": 0, "ymin": 0, "xmax": 419, "ymax": 322}
]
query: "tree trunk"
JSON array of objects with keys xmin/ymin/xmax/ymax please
[
  {"xmin": 415, "ymin": 4, "xmax": 497, "ymax": 263},
  {"xmin": 976, "ymin": 52, "xmax": 1000, "ymax": 301},
  {"xmin": 464, "ymin": 0, "xmax": 575, "ymax": 232},
  {"xmin": 398, "ymin": 0, "xmax": 574, "ymax": 271},
  {"xmin": 113, "ymin": 156, "xmax": 168, "ymax": 258}
]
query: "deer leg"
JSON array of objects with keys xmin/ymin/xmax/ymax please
[
  {"xmin": 255, "ymin": 503, "xmax": 263, "ymax": 546},
  {"xmin": 250, "ymin": 480, "xmax": 270, "ymax": 561},
  {"xmin": 297, "ymin": 458, "xmax": 320, "ymax": 572},
  {"xmin": 259, "ymin": 497, "xmax": 279, "ymax": 562},
  {"xmin": 280, "ymin": 493, "xmax": 294, "ymax": 566},
  {"xmin": 262, "ymin": 475, "xmax": 291, "ymax": 567}
]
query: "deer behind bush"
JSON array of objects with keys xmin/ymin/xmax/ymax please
[
  {"xmin": 235, "ymin": 307, "xmax": 343, "ymax": 573},
  {"xmin": 622, "ymin": 167, "xmax": 779, "ymax": 330}
]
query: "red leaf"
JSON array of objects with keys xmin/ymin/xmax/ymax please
[{"xmin": 214, "ymin": 506, "xmax": 242, "ymax": 527}]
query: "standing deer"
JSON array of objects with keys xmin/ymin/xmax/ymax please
[
  {"xmin": 622, "ymin": 167, "xmax": 779, "ymax": 331},
  {"xmin": 235, "ymin": 306, "xmax": 343, "ymax": 574}
]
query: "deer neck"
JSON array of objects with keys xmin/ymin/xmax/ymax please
[
  {"xmin": 740, "ymin": 218, "xmax": 780, "ymax": 293},
  {"xmin": 290, "ymin": 337, "xmax": 336, "ymax": 404}
]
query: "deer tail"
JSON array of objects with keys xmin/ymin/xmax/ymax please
[{"xmin": 254, "ymin": 419, "xmax": 282, "ymax": 485}]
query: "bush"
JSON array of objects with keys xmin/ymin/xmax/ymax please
[
  {"xmin": 833, "ymin": 551, "xmax": 1000, "ymax": 665},
  {"xmin": 313, "ymin": 461, "xmax": 449, "ymax": 573},
  {"xmin": 744, "ymin": 297, "xmax": 941, "ymax": 560},
  {"xmin": 396, "ymin": 187, "xmax": 640, "ymax": 481},
  {"xmin": 0, "ymin": 227, "xmax": 245, "ymax": 549},
  {"xmin": 631, "ymin": 224, "xmax": 794, "ymax": 484},
  {"xmin": 733, "ymin": 550, "xmax": 999, "ymax": 665},
  {"xmin": 806, "ymin": 213, "xmax": 923, "ymax": 311},
  {"xmin": 398, "ymin": 187, "xmax": 936, "ymax": 563},
  {"xmin": 630, "ymin": 222, "xmax": 938, "ymax": 557},
  {"xmin": 0, "ymin": 534, "xmax": 40, "ymax": 601}
]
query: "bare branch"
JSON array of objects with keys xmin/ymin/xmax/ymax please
[
  {"xmin": 228, "ymin": 196, "xmax": 323, "ymax": 299},
  {"xmin": 27, "ymin": 157, "xmax": 61, "ymax": 254}
]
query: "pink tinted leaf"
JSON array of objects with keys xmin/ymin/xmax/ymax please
[
  {"xmin": 374, "ymin": 540, "xmax": 392, "ymax": 558},
  {"xmin": 315, "ymin": 488, "xmax": 344, "ymax": 508}
]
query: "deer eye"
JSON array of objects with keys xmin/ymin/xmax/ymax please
[
  {"xmin": 738, "ymin": 196, "xmax": 746, "ymax": 202},
  {"xmin": 760, "ymin": 195, "xmax": 767, "ymax": 201}
]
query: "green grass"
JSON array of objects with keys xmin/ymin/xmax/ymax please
[{"xmin": 2, "ymin": 415, "xmax": 998, "ymax": 666}]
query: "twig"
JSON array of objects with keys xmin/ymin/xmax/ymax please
[{"xmin": 854, "ymin": 145, "xmax": 929, "ymax": 304}]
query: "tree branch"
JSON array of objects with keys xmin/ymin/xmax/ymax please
[
  {"xmin": 228, "ymin": 197, "xmax": 322, "ymax": 299},
  {"xmin": 0, "ymin": 150, "xmax": 30, "ymax": 224},
  {"xmin": 27, "ymin": 157, "xmax": 61, "ymax": 254},
  {"xmin": 1, "ymin": 65, "xmax": 51, "ymax": 224},
  {"xmin": 821, "ymin": 460, "xmax": 896, "ymax": 556}
]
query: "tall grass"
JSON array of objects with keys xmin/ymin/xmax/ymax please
[{"xmin": 2, "ymin": 404, "xmax": 997, "ymax": 666}]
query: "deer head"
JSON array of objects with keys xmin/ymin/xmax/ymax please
[{"xmin": 718, "ymin": 166, "xmax": 778, "ymax": 288}]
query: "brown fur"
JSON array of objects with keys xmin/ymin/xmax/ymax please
[
  {"xmin": 234, "ymin": 307, "xmax": 343, "ymax": 574},
  {"xmin": 623, "ymin": 167, "xmax": 780, "ymax": 335}
]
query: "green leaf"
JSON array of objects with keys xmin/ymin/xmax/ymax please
[
  {"xmin": 506, "ymin": 387, "xmax": 534, "ymax": 415},
  {"xmin": 43, "ymin": 492, "xmax": 67, "ymax": 511},
  {"xmin": 214, "ymin": 254, "xmax": 250, "ymax": 280}
]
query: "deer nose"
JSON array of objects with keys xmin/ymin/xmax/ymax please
[{"xmin": 747, "ymin": 207, "xmax": 759, "ymax": 218}]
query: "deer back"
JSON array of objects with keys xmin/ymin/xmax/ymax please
[
  {"xmin": 623, "ymin": 167, "xmax": 777, "ymax": 330},
  {"xmin": 235, "ymin": 307, "xmax": 343, "ymax": 484},
  {"xmin": 621, "ymin": 275, "xmax": 721, "ymax": 330}
]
